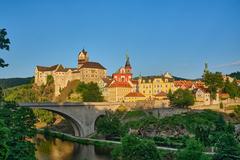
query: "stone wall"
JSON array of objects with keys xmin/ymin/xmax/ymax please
[
  {"xmin": 146, "ymin": 108, "xmax": 192, "ymax": 119},
  {"xmin": 123, "ymin": 100, "xmax": 170, "ymax": 110}
]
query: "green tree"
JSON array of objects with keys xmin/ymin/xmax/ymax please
[
  {"xmin": 228, "ymin": 71, "xmax": 240, "ymax": 80},
  {"xmin": 203, "ymin": 71, "xmax": 224, "ymax": 100},
  {"xmin": 4, "ymin": 84, "xmax": 38, "ymax": 102},
  {"xmin": 0, "ymin": 101, "xmax": 37, "ymax": 160},
  {"xmin": 96, "ymin": 112, "xmax": 124, "ymax": 138},
  {"xmin": 33, "ymin": 109, "xmax": 55, "ymax": 125},
  {"xmin": 46, "ymin": 75, "xmax": 54, "ymax": 85},
  {"xmin": 223, "ymin": 79, "xmax": 240, "ymax": 98},
  {"xmin": 0, "ymin": 87, "xmax": 3, "ymax": 101},
  {"xmin": 0, "ymin": 120, "xmax": 9, "ymax": 160},
  {"xmin": 76, "ymin": 82, "xmax": 103, "ymax": 102},
  {"xmin": 214, "ymin": 133, "xmax": 240, "ymax": 160},
  {"xmin": 177, "ymin": 139, "xmax": 211, "ymax": 160},
  {"xmin": 170, "ymin": 89, "xmax": 194, "ymax": 108},
  {"xmin": 167, "ymin": 89, "xmax": 174, "ymax": 102},
  {"xmin": 194, "ymin": 124, "xmax": 212, "ymax": 146},
  {"xmin": 112, "ymin": 135, "xmax": 161, "ymax": 160},
  {"xmin": 0, "ymin": 28, "xmax": 10, "ymax": 68}
]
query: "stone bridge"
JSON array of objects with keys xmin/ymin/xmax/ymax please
[
  {"xmin": 19, "ymin": 102, "xmax": 121, "ymax": 137},
  {"xmin": 19, "ymin": 102, "xmax": 200, "ymax": 137}
]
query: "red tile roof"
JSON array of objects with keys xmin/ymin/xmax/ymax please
[
  {"xmin": 109, "ymin": 81, "xmax": 132, "ymax": 88},
  {"xmin": 154, "ymin": 92, "xmax": 167, "ymax": 97},
  {"xmin": 219, "ymin": 92, "xmax": 230, "ymax": 98},
  {"xmin": 174, "ymin": 80, "xmax": 204, "ymax": 89},
  {"xmin": 125, "ymin": 92, "xmax": 145, "ymax": 97}
]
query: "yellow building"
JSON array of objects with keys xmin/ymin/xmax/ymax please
[
  {"xmin": 107, "ymin": 82, "xmax": 133, "ymax": 102},
  {"xmin": 138, "ymin": 72, "xmax": 175, "ymax": 99},
  {"xmin": 124, "ymin": 92, "xmax": 146, "ymax": 102}
]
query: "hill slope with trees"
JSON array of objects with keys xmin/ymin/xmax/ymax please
[
  {"xmin": 228, "ymin": 71, "xmax": 240, "ymax": 80},
  {"xmin": 0, "ymin": 77, "xmax": 33, "ymax": 89}
]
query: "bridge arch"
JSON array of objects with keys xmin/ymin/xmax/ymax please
[
  {"xmin": 40, "ymin": 108, "xmax": 84, "ymax": 137},
  {"xmin": 94, "ymin": 114, "xmax": 106, "ymax": 131},
  {"xmin": 19, "ymin": 102, "xmax": 121, "ymax": 137}
]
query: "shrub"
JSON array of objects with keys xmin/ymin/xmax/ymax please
[
  {"xmin": 170, "ymin": 89, "xmax": 194, "ymax": 108},
  {"xmin": 112, "ymin": 135, "xmax": 162, "ymax": 160}
]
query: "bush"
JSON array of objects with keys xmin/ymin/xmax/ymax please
[
  {"xmin": 96, "ymin": 112, "xmax": 126, "ymax": 138},
  {"xmin": 112, "ymin": 135, "xmax": 162, "ymax": 160},
  {"xmin": 33, "ymin": 109, "xmax": 55, "ymax": 125},
  {"xmin": 176, "ymin": 139, "xmax": 211, "ymax": 160},
  {"xmin": 76, "ymin": 82, "xmax": 103, "ymax": 102},
  {"xmin": 214, "ymin": 133, "xmax": 240, "ymax": 160},
  {"xmin": 170, "ymin": 89, "xmax": 194, "ymax": 108}
]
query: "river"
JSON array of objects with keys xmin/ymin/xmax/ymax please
[{"xmin": 34, "ymin": 135, "xmax": 112, "ymax": 160}]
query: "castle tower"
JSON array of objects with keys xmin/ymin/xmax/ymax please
[{"xmin": 78, "ymin": 49, "xmax": 89, "ymax": 68}]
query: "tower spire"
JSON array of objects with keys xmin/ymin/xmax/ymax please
[
  {"xmin": 204, "ymin": 62, "xmax": 208, "ymax": 73},
  {"xmin": 125, "ymin": 50, "xmax": 131, "ymax": 68}
]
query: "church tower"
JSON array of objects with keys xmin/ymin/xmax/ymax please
[
  {"xmin": 78, "ymin": 49, "xmax": 89, "ymax": 68},
  {"xmin": 204, "ymin": 62, "xmax": 209, "ymax": 74},
  {"xmin": 125, "ymin": 54, "xmax": 132, "ymax": 73}
]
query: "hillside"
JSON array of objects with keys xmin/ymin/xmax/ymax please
[
  {"xmin": 228, "ymin": 71, "xmax": 240, "ymax": 80},
  {"xmin": 0, "ymin": 77, "xmax": 34, "ymax": 89},
  {"xmin": 4, "ymin": 83, "xmax": 55, "ymax": 103}
]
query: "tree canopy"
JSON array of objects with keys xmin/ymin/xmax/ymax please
[
  {"xmin": 76, "ymin": 82, "xmax": 104, "ymax": 102},
  {"xmin": 176, "ymin": 139, "xmax": 211, "ymax": 160},
  {"xmin": 223, "ymin": 79, "xmax": 240, "ymax": 99},
  {"xmin": 95, "ymin": 112, "xmax": 126, "ymax": 138},
  {"xmin": 203, "ymin": 71, "xmax": 224, "ymax": 99},
  {"xmin": 0, "ymin": 101, "xmax": 37, "ymax": 160},
  {"xmin": 228, "ymin": 71, "xmax": 240, "ymax": 80},
  {"xmin": 112, "ymin": 135, "xmax": 162, "ymax": 160},
  {"xmin": 0, "ymin": 28, "xmax": 10, "ymax": 68},
  {"xmin": 169, "ymin": 89, "xmax": 194, "ymax": 108},
  {"xmin": 214, "ymin": 133, "xmax": 240, "ymax": 160}
]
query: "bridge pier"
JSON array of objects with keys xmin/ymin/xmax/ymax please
[{"xmin": 69, "ymin": 120, "xmax": 81, "ymax": 137}]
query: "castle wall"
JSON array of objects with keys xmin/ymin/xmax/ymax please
[{"xmin": 35, "ymin": 69, "xmax": 53, "ymax": 86}]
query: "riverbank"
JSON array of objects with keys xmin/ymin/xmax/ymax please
[
  {"xmin": 37, "ymin": 129, "xmax": 215, "ymax": 155},
  {"xmin": 37, "ymin": 129, "xmax": 119, "ymax": 149}
]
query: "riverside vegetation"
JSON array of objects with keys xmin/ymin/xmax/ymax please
[{"xmin": 95, "ymin": 109, "xmax": 240, "ymax": 160}]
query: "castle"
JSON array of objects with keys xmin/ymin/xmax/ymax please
[{"xmin": 34, "ymin": 49, "xmax": 107, "ymax": 96}]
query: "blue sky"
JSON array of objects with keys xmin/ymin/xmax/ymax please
[{"xmin": 0, "ymin": 0, "xmax": 240, "ymax": 79}]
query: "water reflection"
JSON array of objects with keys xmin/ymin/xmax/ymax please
[{"xmin": 35, "ymin": 135, "xmax": 112, "ymax": 160}]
